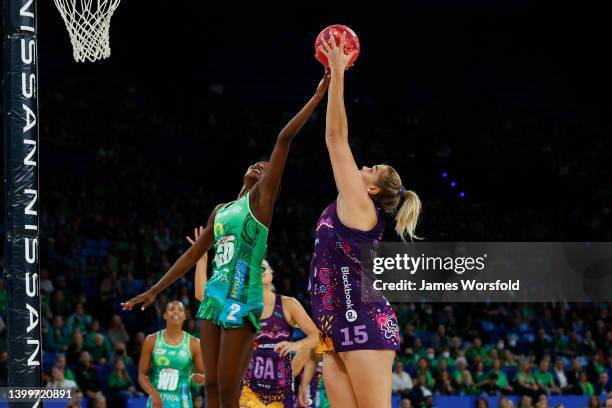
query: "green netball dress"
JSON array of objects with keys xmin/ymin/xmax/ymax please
[
  {"xmin": 196, "ymin": 191, "xmax": 269, "ymax": 329},
  {"xmin": 147, "ymin": 330, "xmax": 193, "ymax": 408}
]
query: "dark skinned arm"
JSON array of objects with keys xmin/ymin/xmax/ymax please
[
  {"xmin": 250, "ymin": 73, "xmax": 330, "ymax": 226},
  {"xmin": 121, "ymin": 205, "xmax": 220, "ymax": 311}
]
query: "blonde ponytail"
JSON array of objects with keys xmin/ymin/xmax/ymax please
[
  {"xmin": 371, "ymin": 164, "xmax": 422, "ymax": 241},
  {"xmin": 395, "ymin": 190, "xmax": 422, "ymax": 241}
]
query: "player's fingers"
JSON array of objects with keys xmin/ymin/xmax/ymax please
[
  {"xmin": 319, "ymin": 42, "xmax": 329, "ymax": 55},
  {"xmin": 141, "ymin": 297, "xmax": 154, "ymax": 311},
  {"xmin": 339, "ymin": 31, "xmax": 347, "ymax": 49},
  {"xmin": 186, "ymin": 236, "xmax": 195, "ymax": 244},
  {"xmin": 326, "ymin": 34, "xmax": 335, "ymax": 49}
]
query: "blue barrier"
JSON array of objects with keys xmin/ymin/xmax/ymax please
[{"xmin": 432, "ymin": 395, "xmax": 606, "ymax": 408}]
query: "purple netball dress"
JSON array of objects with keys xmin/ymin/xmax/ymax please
[
  {"xmin": 241, "ymin": 294, "xmax": 296, "ymax": 408},
  {"xmin": 308, "ymin": 201, "xmax": 400, "ymax": 353}
]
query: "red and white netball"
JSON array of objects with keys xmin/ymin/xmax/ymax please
[{"xmin": 314, "ymin": 24, "xmax": 360, "ymax": 68}]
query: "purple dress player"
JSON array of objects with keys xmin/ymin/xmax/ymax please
[
  {"xmin": 308, "ymin": 201, "xmax": 400, "ymax": 353},
  {"xmin": 241, "ymin": 294, "xmax": 296, "ymax": 407}
]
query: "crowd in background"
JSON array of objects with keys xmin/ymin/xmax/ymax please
[{"xmin": 0, "ymin": 73, "xmax": 610, "ymax": 408}]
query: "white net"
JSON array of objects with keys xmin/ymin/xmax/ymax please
[{"xmin": 54, "ymin": 0, "xmax": 122, "ymax": 62}]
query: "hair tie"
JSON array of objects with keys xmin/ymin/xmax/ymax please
[{"xmin": 399, "ymin": 185, "xmax": 407, "ymax": 196}]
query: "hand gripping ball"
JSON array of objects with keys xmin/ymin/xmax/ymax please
[{"xmin": 315, "ymin": 24, "xmax": 360, "ymax": 68}]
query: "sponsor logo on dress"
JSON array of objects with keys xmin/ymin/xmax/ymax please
[{"xmin": 341, "ymin": 267, "xmax": 358, "ymax": 322}]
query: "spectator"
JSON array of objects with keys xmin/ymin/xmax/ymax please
[
  {"xmin": 515, "ymin": 360, "xmax": 540, "ymax": 400},
  {"xmin": 579, "ymin": 372, "xmax": 595, "ymax": 396},
  {"xmin": 498, "ymin": 395, "xmax": 515, "ymax": 408},
  {"xmin": 50, "ymin": 290, "xmax": 73, "ymax": 318},
  {"xmin": 467, "ymin": 338, "xmax": 488, "ymax": 364},
  {"xmin": 400, "ymin": 398, "xmax": 412, "ymax": 408},
  {"xmin": 479, "ymin": 372, "xmax": 501, "ymax": 396},
  {"xmin": 532, "ymin": 329, "xmax": 550, "ymax": 362},
  {"xmin": 47, "ymin": 316, "xmax": 70, "ymax": 352},
  {"xmin": 86, "ymin": 333, "xmax": 111, "ymax": 364},
  {"xmin": 552, "ymin": 358, "xmax": 571, "ymax": 394},
  {"xmin": 535, "ymin": 395, "xmax": 549, "ymax": 408},
  {"xmin": 128, "ymin": 331, "xmax": 146, "ymax": 363},
  {"xmin": 54, "ymin": 354, "xmax": 76, "ymax": 382},
  {"xmin": 107, "ymin": 314, "xmax": 130, "ymax": 347},
  {"xmin": 437, "ymin": 370, "xmax": 455, "ymax": 395},
  {"xmin": 552, "ymin": 328, "xmax": 569, "ymax": 357},
  {"xmin": 567, "ymin": 357, "xmax": 583, "ymax": 393},
  {"xmin": 453, "ymin": 358, "xmax": 476, "ymax": 395},
  {"xmin": 595, "ymin": 372, "xmax": 612, "ymax": 396},
  {"xmin": 392, "ymin": 361, "xmax": 413, "ymax": 398},
  {"xmin": 535, "ymin": 360, "xmax": 560, "ymax": 395},
  {"xmin": 110, "ymin": 342, "xmax": 133, "ymax": 366},
  {"xmin": 40, "ymin": 269, "xmax": 54, "ymax": 295},
  {"xmin": 92, "ymin": 395, "xmax": 107, "ymax": 408},
  {"xmin": 84, "ymin": 320, "xmax": 112, "ymax": 352},
  {"xmin": 587, "ymin": 352, "xmax": 606, "ymax": 384},
  {"xmin": 408, "ymin": 374, "xmax": 432, "ymax": 407},
  {"xmin": 477, "ymin": 398, "xmax": 489, "ymax": 408},
  {"xmin": 402, "ymin": 324, "xmax": 416, "ymax": 350},
  {"xmin": 491, "ymin": 358, "xmax": 513, "ymax": 394},
  {"xmin": 67, "ymin": 328, "xmax": 86, "ymax": 365},
  {"xmin": 431, "ymin": 325, "xmax": 451, "ymax": 352},
  {"xmin": 473, "ymin": 360, "xmax": 488, "ymax": 385},
  {"xmin": 108, "ymin": 359, "xmax": 141, "ymax": 408},
  {"xmin": 47, "ymin": 366, "xmax": 78, "ymax": 390},
  {"xmin": 519, "ymin": 395, "xmax": 534, "ymax": 408},
  {"xmin": 416, "ymin": 357, "xmax": 435, "ymax": 389},
  {"xmin": 588, "ymin": 395, "xmax": 601, "ymax": 408},
  {"xmin": 66, "ymin": 303, "xmax": 92, "ymax": 335},
  {"xmin": 74, "ymin": 351, "xmax": 103, "ymax": 405},
  {"xmin": 66, "ymin": 389, "xmax": 84, "ymax": 408}
]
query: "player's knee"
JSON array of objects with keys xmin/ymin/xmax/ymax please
[
  {"xmin": 217, "ymin": 380, "xmax": 240, "ymax": 405},
  {"xmin": 205, "ymin": 378, "xmax": 219, "ymax": 396}
]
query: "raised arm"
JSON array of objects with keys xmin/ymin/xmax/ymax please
[
  {"xmin": 250, "ymin": 73, "xmax": 330, "ymax": 226},
  {"xmin": 138, "ymin": 334, "xmax": 162, "ymax": 408},
  {"xmin": 186, "ymin": 226, "xmax": 208, "ymax": 302},
  {"xmin": 122, "ymin": 206, "xmax": 219, "ymax": 311},
  {"xmin": 318, "ymin": 32, "xmax": 377, "ymax": 230}
]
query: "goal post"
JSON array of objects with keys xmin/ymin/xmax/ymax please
[{"xmin": 2, "ymin": 0, "xmax": 43, "ymax": 404}]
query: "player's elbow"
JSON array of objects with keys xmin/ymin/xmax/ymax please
[{"xmin": 325, "ymin": 128, "xmax": 347, "ymax": 144}]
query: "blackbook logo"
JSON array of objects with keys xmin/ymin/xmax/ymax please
[{"xmin": 341, "ymin": 267, "xmax": 358, "ymax": 322}]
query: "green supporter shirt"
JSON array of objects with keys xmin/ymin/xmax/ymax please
[
  {"xmin": 534, "ymin": 370, "xmax": 554, "ymax": 388},
  {"xmin": 515, "ymin": 371, "xmax": 536, "ymax": 386},
  {"xmin": 108, "ymin": 373, "xmax": 133, "ymax": 390},
  {"xmin": 493, "ymin": 370, "xmax": 509, "ymax": 388},
  {"xmin": 64, "ymin": 368, "xmax": 76, "ymax": 381},
  {"xmin": 580, "ymin": 381, "xmax": 594, "ymax": 396}
]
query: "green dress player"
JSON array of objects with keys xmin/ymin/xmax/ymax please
[
  {"xmin": 147, "ymin": 330, "xmax": 193, "ymax": 408},
  {"xmin": 123, "ymin": 72, "xmax": 331, "ymax": 407},
  {"xmin": 196, "ymin": 191, "xmax": 269, "ymax": 329}
]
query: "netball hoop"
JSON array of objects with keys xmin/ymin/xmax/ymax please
[{"xmin": 54, "ymin": 0, "xmax": 122, "ymax": 62}]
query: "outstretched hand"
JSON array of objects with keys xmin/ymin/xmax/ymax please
[
  {"xmin": 186, "ymin": 226, "xmax": 208, "ymax": 263},
  {"xmin": 121, "ymin": 288, "xmax": 158, "ymax": 312},
  {"xmin": 317, "ymin": 31, "xmax": 357, "ymax": 73}
]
